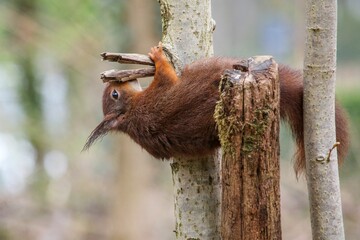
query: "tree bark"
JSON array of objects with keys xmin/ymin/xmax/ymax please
[
  {"xmin": 101, "ymin": 52, "xmax": 154, "ymax": 66},
  {"xmin": 101, "ymin": 68, "xmax": 155, "ymax": 83},
  {"xmin": 158, "ymin": 0, "xmax": 215, "ymax": 73},
  {"xmin": 215, "ymin": 56, "xmax": 281, "ymax": 240},
  {"xmin": 303, "ymin": 0, "xmax": 345, "ymax": 239},
  {"xmin": 158, "ymin": 0, "xmax": 220, "ymax": 239}
]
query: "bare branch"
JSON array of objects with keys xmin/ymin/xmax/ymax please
[
  {"xmin": 101, "ymin": 53, "xmax": 155, "ymax": 66},
  {"xmin": 100, "ymin": 67, "xmax": 155, "ymax": 83}
]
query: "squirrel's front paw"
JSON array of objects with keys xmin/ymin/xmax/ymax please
[{"xmin": 148, "ymin": 42, "xmax": 164, "ymax": 62}]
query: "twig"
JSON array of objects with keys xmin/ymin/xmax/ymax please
[
  {"xmin": 101, "ymin": 67, "xmax": 155, "ymax": 83},
  {"xmin": 326, "ymin": 142, "xmax": 340, "ymax": 162},
  {"xmin": 101, "ymin": 53, "xmax": 154, "ymax": 66}
]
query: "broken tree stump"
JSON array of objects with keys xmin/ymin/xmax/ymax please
[{"xmin": 215, "ymin": 56, "xmax": 281, "ymax": 240}]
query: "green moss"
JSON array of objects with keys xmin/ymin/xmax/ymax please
[
  {"xmin": 242, "ymin": 135, "xmax": 257, "ymax": 153},
  {"xmin": 242, "ymin": 107, "xmax": 271, "ymax": 154},
  {"xmin": 214, "ymin": 75, "xmax": 272, "ymax": 157},
  {"xmin": 214, "ymin": 77, "xmax": 240, "ymax": 158}
]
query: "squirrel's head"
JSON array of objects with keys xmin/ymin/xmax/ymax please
[{"xmin": 83, "ymin": 80, "xmax": 142, "ymax": 150}]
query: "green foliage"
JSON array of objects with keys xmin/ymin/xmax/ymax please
[
  {"xmin": 339, "ymin": 91, "xmax": 360, "ymax": 125},
  {"xmin": 0, "ymin": 227, "xmax": 11, "ymax": 240}
]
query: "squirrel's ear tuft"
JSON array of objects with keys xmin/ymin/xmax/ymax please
[{"xmin": 128, "ymin": 80, "xmax": 142, "ymax": 91}]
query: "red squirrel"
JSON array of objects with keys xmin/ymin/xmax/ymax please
[{"xmin": 84, "ymin": 43, "xmax": 349, "ymax": 174}]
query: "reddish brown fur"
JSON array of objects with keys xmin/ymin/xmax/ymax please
[
  {"xmin": 279, "ymin": 66, "xmax": 349, "ymax": 173},
  {"xmin": 85, "ymin": 45, "xmax": 349, "ymax": 175}
]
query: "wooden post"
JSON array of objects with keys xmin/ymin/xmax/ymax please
[{"xmin": 215, "ymin": 56, "xmax": 281, "ymax": 240}]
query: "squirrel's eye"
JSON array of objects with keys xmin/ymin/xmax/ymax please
[{"xmin": 111, "ymin": 90, "xmax": 119, "ymax": 100}]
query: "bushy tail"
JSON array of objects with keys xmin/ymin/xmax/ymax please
[{"xmin": 278, "ymin": 65, "xmax": 350, "ymax": 176}]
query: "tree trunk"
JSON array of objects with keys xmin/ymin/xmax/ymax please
[
  {"xmin": 215, "ymin": 57, "xmax": 281, "ymax": 240},
  {"xmin": 158, "ymin": 0, "xmax": 220, "ymax": 239},
  {"xmin": 303, "ymin": 0, "xmax": 345, "ymax": 239}
]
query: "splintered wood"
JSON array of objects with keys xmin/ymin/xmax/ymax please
[{"xmin": 215, "ymin": 56, "xmax": 281, "ymax": 240}]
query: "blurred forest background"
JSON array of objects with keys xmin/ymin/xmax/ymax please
[{"xmin": 0, "ymin": 0, "xmax": 359, "ymax": 239}]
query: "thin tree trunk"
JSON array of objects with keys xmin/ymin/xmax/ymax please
[
  {"xmin": 303, "ymin": 0, "xmax": 345, "ymax": 239},
  {"xmin": 157, "ymin": 0, "xmax": 220, "ymax": 239},
  {"xmin": 215, "ymin": 57, "xmax": 281, "ymax": 240},
  {"xmin": 159, "ymin": 0, "xmax": 215, "ymax": 72}
]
